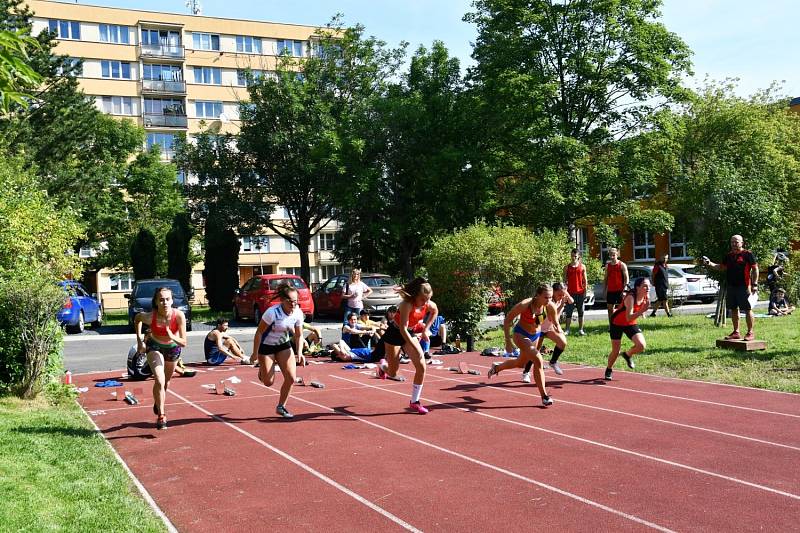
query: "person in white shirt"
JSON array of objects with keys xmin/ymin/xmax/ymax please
[{"xmin": 341, "ymin": 269, "xmax": 372, "ymax": 323}]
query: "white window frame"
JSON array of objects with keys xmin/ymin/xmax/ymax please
[
  {"xmin": 99, "ymin": 24, "xmax": 129, "ymax": 44},
  {"xmin": 319, "ymin": 264, "xmax": 345, "ymax": 281},
  {"xmin": 240, "ymin": 236, "xmax": 269, "ymax": 253},
  {"xmin": 632, "ymin": 230, "xmax": 655, "ymax": 261},
  {"xmin": 102, "ymin": 96, "xmax": 133, "ymax": 115},
  {"xmin": 195, "ymin": 100, "xmax": 223, "ymax": 118},
  {"xmin": 277, "ymin": 39, "xmax": 304, "ymax": 57},
  {"xmin": 280, "ymin": 267, "xmax": 302, "ymax": 277},
  {"xmin": 669, "ymin": 232, "xmax": 690, "ymax": 260},
  {"xmin": 236, "ymin": 35, "xmax": 262, "ymax": 54},
  {"xmin": 318, "ymin": 233, "xmax": 335, "ymax": 251},
  {"xmin": 109, "ymin": 273, "xmax": 133, "ymax": 291},
  {"xmin": 192, "ymin": 32, "xmax": 220, "ymax": 51},
  {"xmin": 284, "ymin": 236, "xmax": 298, "ymax": 252},
  {"xmin": 101, "ymin": 60, "xmax": 131, "ymax": 79},
  {"xmin": 49, "ymin": 19, "xmax": 81, "ymax": 40},
  {"xmin": 576, "ymin": 227, "xmax": 589, "ymax": 255},
  {"xmin": 193, "ymin": 66, "xmax": 221, "ymax": 85}
]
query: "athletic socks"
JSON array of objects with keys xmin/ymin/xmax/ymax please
[
  {"xmin": 549, "ymin": 346, "xmax": 563, "ymax": 365},
  {"xmin": 411, "ymin": 383, "xmax": 423, "ymax": 403}
]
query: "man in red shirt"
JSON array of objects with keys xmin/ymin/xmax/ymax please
[
  {"xmin": 563, "ymin": 248, "xmax": 588, "ymax": 335},
  {"xmin": 704, "ymin": 234, "xmax": 759, "ymax": 340},
  {"xmin": 604, "ymin": 248, "xmax": 629, "ymax": 321}
]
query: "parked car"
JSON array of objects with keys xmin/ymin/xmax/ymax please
[
  {"xmin": 670, "ymin": 263, "xmax": 719, "ymax": 303},
  {"xmin": 126, "ymin": 278, "xmax": 193, "ymax": 331},
  {"xmin": 592, "ymin": 264, "xmax": 689, "ymax": 305},
  {"xmin": 313, "ymin": 273, "xmax": 401, "ymax": 318},
  {"xmin": 233, "ymin": 274, "xmax": 314, "ymax": 323},
  {"xmin": 57, "ymin": 281, "xmax": 103, "ymax": 334}
]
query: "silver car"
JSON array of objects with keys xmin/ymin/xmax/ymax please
[
  {"xmin": 593, "ymin": 264, "xmax": 689, "ymax": 305},
  {"xmin": 669, "ymin": 263, "xmax": 719, "ymax": 303}
]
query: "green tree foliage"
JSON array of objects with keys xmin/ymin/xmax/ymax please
[
  {"xmin": 130, "ymin": 228, "xmax": 156, "ymax": 281},
  {"xmin": 425, "ymin": 223, "xmax": 570, "ymax": 336},
  {"xmin": 0, "ymin": 153, "xmax": 82, "ymax": 396},
  {"xmin": 466, "ymin": 0, "xmax": 690, "ymax": 231},
  {"xmin": 0, "ymin": 28, "xmax": 41, "ymax": 111},
  {"xmin": 203, "ymin": 209, "xmax": 240, "ymax": 312},
  {"xmin": 167, "ymin": 212, "xmax": 193, "ymax": 293}
]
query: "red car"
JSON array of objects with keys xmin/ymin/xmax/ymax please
[{"xmin": 232, "ymin": 274, "xmax": 314, "ymax": 323}]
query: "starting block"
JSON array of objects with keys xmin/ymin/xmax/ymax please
[{"xmin": 715, "ymin": 338, "xmax": 767, "ymax": 351}]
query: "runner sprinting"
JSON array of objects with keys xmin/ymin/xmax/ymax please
[
  {"xmin": 378, "ymin": 277, "xmax": 439, "ymax": 414},
  {"xmin": 488, "ymin": 284, "xmax": 554, "ymax": 407},
  {"xmin": 134, "ymin": 286, "xmax": 188, "ymax": 430},
  {"xmin": 522, "ymin": 282, "xmax": 570, "ymax": 381},
  {"xmin": 251, "ymin": 283, "xmax": 306, "ymax": 419},
  {"xmin": 604, "ymin": 277, "xmax": 650, "ymax": 381}
]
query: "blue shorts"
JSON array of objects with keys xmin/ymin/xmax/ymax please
[
  {"xmin": 429, "ymin": 315, "xmax": 445, "ymax": 336},
  {"xmin": 348, "ymin": 348, "xmax": 373, "ymax": 362},
  {"xmin": 513, "ymin": 325, "xmax": 542, "ymax": 343},
  {"xmin": 205, "ymin": 347, "xmax": 226, "ymax": 366}
]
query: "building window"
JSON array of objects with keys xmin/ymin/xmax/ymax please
[
  {"xmin": 195, "ymin": 100, "xmax": 223, "ymax": 118},
  {"xmin": 192, "ymin": 32, "xmax": 220, "ymax": 51},
  {"xmin": 144, "ymin": 98, "xmax": 184, "ymax": 115},
  {"xmin": 142, "ymin": 29, "xmax": 181, "ymax": 47},
  {"xmin": 669, "ymin": 233, "xmax": 689, "ymax": 259},
  {"xmin": 318, "ymin": 233, "xmax": 335, "ymax": 251},
  {"xmin": 78, "ymin": 246, "xmax": 93, "ymax": 258},
  {"xmin": 284, "ymin": 236, "xmax": 298, "ymax": 252},
  {"xmin": 633, "ymin": 230, "xmax": 655, "ymax": 261},
  {"xmin": 236, "ymin": 35, "xmax": 262, "ymax": 54},
  {"xmin": 193, "ymin": 67, "xmax": 221, "ymax": 85},
  {"xmin": 576, "ymin": 227, "xmax": 589, "ymax": 255},
  {"xmin": 101, "ymin": 60, "xmax": 132, "ymax": 80},
  {"xmin": 57, "ymin": 57, "xmax": 82, "ymax": 76},
  {"xmin": 277, "ymin": 39, "xmax": 304, "ymax": 57},
  {"xmin": 236, "ymin": 69, "xmax": 263, "ymax": 86},
  {"xmin": 48, "ymin": 19, "xmax": 81, "ymax": 40},
  {"xmin": 146, "ymin": 132, "xmax": 176, "ymax": 158},
  {"xmin": 599, "ymin": 228, "xmax": 621, "ymax": 263},
  {"xmin": 143, "ymin": 64, "xmax": 182, "ymax": 81},
  {"xmin": 101, "ymin": 96, "xmax": 133, "ymax": 115},
  {"xmin": 99, "ymin": 24, "xmax": 129, "ymax": 44},
  {"xmin": 319, "ymin": 264, "xmax": 345, "ymax": 281},
  {"xmin": 240, "ymin": 236, "xmax": 269, "ymax": 253},
  {"xmin": 280, "ymin": 267, "xmax": 302, "ymax": 277},
  {"xmin": 109, "ymin": 273, "xmax": 133, "ymax": 291}
]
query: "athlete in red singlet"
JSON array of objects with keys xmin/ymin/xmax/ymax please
[
  {"xmin": 603, "ymin": 247, "xmax": 629, "ymax": 321},
  {"xmin": 605, "ymin": 277, "xmax": 650, "ymax": 381}
]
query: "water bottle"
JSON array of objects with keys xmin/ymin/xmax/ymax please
[{"xmin": 63, "ymin": 370, "xmax": 72, "ymax": 385}]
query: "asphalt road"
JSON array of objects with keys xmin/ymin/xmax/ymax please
[{"xmin": 62, "ymin": 301, "xmax": 752, "ymax": 374}]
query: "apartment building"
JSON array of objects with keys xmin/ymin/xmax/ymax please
[{"xmin": 28, "ymin": 0, "xmax": 345, "ymax": 308}]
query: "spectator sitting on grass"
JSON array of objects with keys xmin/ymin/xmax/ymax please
[
  {"xmin": 768, "ymin": 289, "xmax": 794, "ymax": 316},
  {"xmin": 205, "ymin": 318, "xmax": 249, "ymax": 365}
]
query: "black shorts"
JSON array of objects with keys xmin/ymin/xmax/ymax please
[
  {"xmin": 259, "ymin": 341, "xmax": 292, "ymax": 356},
  {"xmin": 607, "ymin": 291, "xmax": 624, "ymax": 305},
  {"xmin": 726, "ymin": 286, "xmax": 751, "ymax": 311},
  {"xmin": 146, "ymin": 339, "xmax": 182, "ymax": 362},
  {"xmin": 383, "ymin": 322, "xmax": 413, "ymax": 347},
  {"xmin": 655, "ymin": 287, "xmax": 669, "ymax": 301},
  {"xmin": 564, "ymin": 293, "xmax": 585, "ymax": 317},
  {"xmin": 609, "ymin": 323, "xmax": 642, "ymax": 341}
]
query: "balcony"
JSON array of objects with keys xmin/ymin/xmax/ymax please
[
  {"xmin": 143, "ymin": 113, "xmax": 188, "ymax": 129},
  {"xmin": 141, "ymin": 79, "xmax": 186, "ymax": 95},
  {"xmin": 138, "ymin": 43, "xmax": 185, "ymax": 60}
]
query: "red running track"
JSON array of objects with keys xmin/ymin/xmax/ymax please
[{"xmin": 74, "ymin": 353, "xmax": 800, "ymax": 532}]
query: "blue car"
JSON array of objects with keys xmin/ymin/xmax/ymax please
[{"xmin": 57, "ymin": 281, "xmax": 103, "ymax": 333}]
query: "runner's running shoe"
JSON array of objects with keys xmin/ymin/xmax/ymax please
[
  {"xmin": 408, "ymin": 401, "xmax": 429, "ymax": 415},
  {"xmin": 521, "ymin": 372, "xmax": 531, "ymax": 383},
  {"xmin": 604, "ymin": 368, "xmax": 613, "ymax": 380},
  {"xmin": 541, "ymin": 395, "xmax": 553, "ymax": 407},
  {"xmin": 621, "ymin": 353, "xmax": 635, "ymax": 369},
  {"xmin": 551, "ymin": 362, "xmax": 564, "ymax": 375},
  {"xmin": 488, "ymin": 362, "xmax": 500, "ymax": 379},
  {"xmin": 276, "ymin": 405, "xmax": 294, "ymax": 419}
]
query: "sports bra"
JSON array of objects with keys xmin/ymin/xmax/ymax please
[
  {"xmin": 150, "ymin": 311, "xmax": 179, "ymax": 338},
  {"xmin": 518, "ymin": 302, "xmax": 546, "ymax": 329},
  {"xmin": 395, "ymin": 302, "xmax": 430, "ymax": 328}
]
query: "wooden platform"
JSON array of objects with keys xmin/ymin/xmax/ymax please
[{"xmin": 715, "ymin": 338, "xmax": 767, "ymax": 351}]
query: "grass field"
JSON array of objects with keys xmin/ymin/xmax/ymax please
[
  {"xmin": 476, "ymin": 312, "xmax": 800, "ymax": 393},
  {"xmin": 0, "ymin": 393, "xmax": 166, "ymax": 532}
]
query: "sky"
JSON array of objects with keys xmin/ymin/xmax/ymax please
[{"xmin": 59, "ymin": 0, "xmax": 799, "ymax": 98}]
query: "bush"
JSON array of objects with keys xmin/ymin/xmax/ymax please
[
  {"xmin": 425, "ymin": 223, "xmax": 571, "ymax": 337},
  {"xmin": 130, "ymin": 228, "xmax": 157, "ymax": 280}
]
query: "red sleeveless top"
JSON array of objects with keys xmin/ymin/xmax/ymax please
[
  {"xmin": 611, "ymin": 296, "xmax": 648, "ymax": 327},
  {"xmin": 396, "ymin": 302, "xmax": 429, "ymax": 329},
  {"xmin": 566, "ymin": 263, "xmax": 586, "ymax": 294},
  {"xmin": 151, "ymin": 311, "xmax": 179, "ymax": 337},
  {"xmin": 606, "ymin": 262, "xmax": 624, "ymax": 292}
]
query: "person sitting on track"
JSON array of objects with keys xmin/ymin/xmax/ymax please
[
  {"xmin": 205, "ymin": 318, "xmax": 250, "ymax": 365},
  {"xmin": 412, "ymin": 312, "xmax": 447, "ymax": 360},
  {"xmin": 521, "ymin": 282, "xmax": 570, "ymax": 381},
  {"xmin": 342, "ymin": 312, "xmax": 377, "ymax": 349},
  {"xmin": 604, "ymin": 277, "xmax": 651, "ymax": 381},
  {"xmin": 331, "ymin": 336, "xmax": 387, "ymax": 363},
  {"xmin": 358, "ymin": 309, "xmax": 386, "ymax": 338},
  {"xmin": 251, "ymin": 283, "xmax": 306, "ymax": 419},
  {"xmin": 488, "ymin": 284, "xmax": 554, "ymax": 407},
  {"xmin": 134, "ymin": 286, "xmax": 188, "ymax": 430},
  {"xmin": 378, "ymin": 277, "xmax": 440, "ymax": 414}
]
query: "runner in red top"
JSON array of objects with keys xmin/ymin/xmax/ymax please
[
  {"xmin": 563, "ymin": 248, "xmax": 588, "ymax": 335},
  {"xmin": 604, "ymin": 277, "xmax": 650, "ymax": 381},
  {"xmin": 703, "ymin": 234, "xmax": 759, "ymax": 341},
  {"xmin": 378, "ymin": 277, "xmax": 439, "ymax": 414},
  {"xmin": 603, "ymin": 247, "xmax": 629, "ymax": 321}
]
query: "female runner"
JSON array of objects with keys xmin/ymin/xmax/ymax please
[
  {"xmin": 605, "ymin": 277, "xmax": 650, "ymax": 380},
  {"xmin": 522, "ymin": 282, "xmax": 570, "ymax": 381}
]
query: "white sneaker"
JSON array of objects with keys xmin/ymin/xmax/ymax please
[
  {"xmin": 551, "ymin": 362, "xmax": 564, "ymax": 375},
  {"xmin": 579, "ymin": 330, "xmax": 586, "ymax": 336},
  {"xmin": 564, "ymin": 329, "xmax": 570, "ymax": 336},
  {"xmin": 522, "ymin": 372, "xmax": 531, "ymax": 383}
]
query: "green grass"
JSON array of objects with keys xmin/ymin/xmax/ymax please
[
  {"xmin": 103, "ymin": 305, "xmax": 224, "ymax": 326},
  {"xmin": 476, "ymin": 313, "xmax": 800, "ymax": 393},
  {"xmin": 0, "ymin": 393, "xmax": 166, "ymax": 532}
]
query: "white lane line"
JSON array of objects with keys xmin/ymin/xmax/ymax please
[
  {"xmin": 78, "ymin": 403, "xmax": 178, "ymax": 533},
  {"xmin": 333, "ymin": 375, "xmax": 800, "ymax": 502},
  {"xmin": 423, "ymin": 371, "xmax": 800, "ymax": 452},
  {"xmin": 471, "ymin": 363, "xmax": 800, "ymax": 418},
  {"xmin": 168, "ymin": 390, "xmax": 421, "ymax": 533},
  {"xmin": 260, "ymin": 382, "xmax": 674, "ymax": 532}
]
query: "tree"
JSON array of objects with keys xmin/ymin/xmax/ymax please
[
  {"xmin": 130, "ymin": 228, "xmax": 156, "ymax": 281},
  {"xmin": 465, "ymin": 0, "xmax": 691, "ymax": 231},
  {"xmin": 203, "ymin": 209, "xmax": 240, "ymax": 312},
  {"xmin": 0, "ymin": 28, "xmax": 41, "ymax": 112},
  {"xmin": 167, "ymin": 212, "xmax": 193, "ymax": 293}
]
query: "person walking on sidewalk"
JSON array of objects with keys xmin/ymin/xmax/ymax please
[
  {"xmin": 703, "ymin": 234, "xmax": 759, "ymax": 341},
  {"xmin": 564, "ymin": 248, "xmax": 588, "ymax": 335},
  {"xmin": 650, "ymin": 253, "xmax": 672, "ymax": 317},
  {"xmin": 604, "ymin": 248, "xmax": 629, "ymax": 322}
]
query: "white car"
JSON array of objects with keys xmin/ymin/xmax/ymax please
[
  {"xmin": 593, "ymin": 264, "xmax": 689, "ymax": 305},
  {"xmin": 670, "ymin": 263, "xmax": 719, "ymax": 303}
]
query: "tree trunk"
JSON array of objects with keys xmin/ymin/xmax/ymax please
[{"xmin": 298, "ymin": 232, "xmax": 312, "ymax": 287}]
